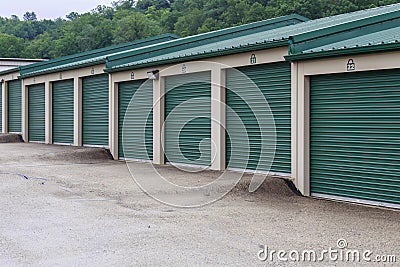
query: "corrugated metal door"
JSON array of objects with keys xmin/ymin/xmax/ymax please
[
  {"xmin": 226, "ymin": 62, "xmax": 291, "ymax": 173},
  {"xmin": 52, "ymin": 79, "xmax": 74, "ymax": 144},
  {"xmin": 118, "ymin": 79, "xmax": 153, "ymax": 160},
  {"xmin": 310, "ymin": 69, "xmax": 400, "ymax": 206},
  {"xmin": 8, "ymin": 80, "xmax": 22, "ymax": 133},
  {"xmin": 82, "ymin": 74, "xmax": 109, "ymax": 146},
  {"xmin": 28, "ymin": 83, "xmax": 45, "ymax": 142},
  {"xmin": 165, "ymin": 72, "xmax": 211, "ymax": 166}
]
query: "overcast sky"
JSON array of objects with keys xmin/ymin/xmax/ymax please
[{"xmin": 0, "ymin": 0, "xmax": 114, "ymax": 20}]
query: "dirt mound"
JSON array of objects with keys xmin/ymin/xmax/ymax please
[
  {"xmin": 37, "ymin": 146, "xmax": 113, "ymax": 163},
  {"xmin": 0, "ymin": 134, "xmax": 23, "ymax": 143},
  {"xmin": 151, "ymin": 164, "xmax": 300, "ymax": 198},
  {"xmin": 231, "ymin": 174, "xmax": 301, "ymax": 197}
]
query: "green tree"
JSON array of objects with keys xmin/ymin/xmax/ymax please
[
  {"xmin": 112, "ymin": 0, "xmax": 136, "ymax": 10},
  {"xmin": 0, "ymin": 34, "xmax": 25, "ymax": 57},
  {"xmin": 174, "ymin": 8, "xmax": 205, "ymax": 36},
  {"xmin": 23, "ymin": 32, "xmax": 55, "ymax": 59},
  {"xmin": 2, "ymin": 0, "xmax": 400, "ymax": 59},
  {"xmin": 53, "ymin": 13, "xmax": 113, "ymax": 56},
  {"xmin": 66, "ymin": 12, "xmax": 79, "ymax": 20},
  {"xmin": 112, "ymin": 10, "xmax": 162, "ymax": 43},
  {"xmin": 136, "ymin": 0, "xmax": 171, "ymax": 11},
  {"xmin": 245, "ymin": 2, "xmax": 269, "ymax": 22},
  {"xmin": 23, "ymin": 12, "xmax": 37, "ymax": 21},
  {"xmin": 221, "ymin": 0, "xmax": 250, "ymax": 25}
]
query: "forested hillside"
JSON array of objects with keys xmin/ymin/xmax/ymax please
[{"xmin": 1, "ymin": 0, "xmax": 399, "ymax": 59}]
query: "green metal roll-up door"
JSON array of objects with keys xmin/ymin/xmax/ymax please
[
  {"xmin": 28, "ymin": 83, "xmax": 45, "ymax": 142},
  {"xmin": 82, "ymin": 74, "xmax": 109, "ymax": 146},
  {"xmin": 52, "ymin": 79, "xmax": 74, "ymax": 144},
  {"xmin": 8, "ymin": 80, "xmax": 22, "ymax": 133},
  {"xmin": 165, "ymin": 71, "xmax": 211, "ymax": 166},
  {"xmin": 118, "ymin": 79, "xmax": 153, "ymax": 160},
  {"xmin": 226, "ymin": 62, "xmax": 291, "ymax": 173},
  {"xmin": 310, "ymin": 69, "xmax": 400, "ymax": 206}
]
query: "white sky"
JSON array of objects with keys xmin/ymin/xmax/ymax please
[{"xmin": 0, "ymin": 0, "xmax": 114, "ymax": 20}]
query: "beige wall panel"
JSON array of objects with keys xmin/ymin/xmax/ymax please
[
  {"xmin": 111, "ymin": 47, "xmax": 287, "ymax": 83},
  {"xmin": 109, "ymin": 76, "xmax": 118, "ymax": 159},
  {"xmin": 23, "ymin": 64, "xmax": 106, "ymax": 86},
  {"xmin": 1, "ymin": 82, "xmax": 6, "ymax": 133},
  {"xmin": 0, "ymin": 72, "xmax": 20, "ymax": 82},
  {"xmin": 45, "ymin": 82, "xmax": 52, "ymax": 144},
  {"xmin": 302, "ymin": 51, "xmax": 400, "ymax": 76}
]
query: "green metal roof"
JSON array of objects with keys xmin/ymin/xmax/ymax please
[
  {"xmin": 106, "ymin": 3, "xmax": 400, "ymax": 72},
  {"xmin": 0, "ymin": 67, "xmax": 20, "ymax": 76},
  {"xmin": 19, "ymin": 34, "xmax": 179, "ymax": 78},
  {"xmin": 286, "ymin": 26, "xmax": 400, "ymax": 60},
  {"xmin": 104, "ymin": 14, "xmax": 308, "ymax": 70},
  {"xmin": 20, "ymin": 15, "xmax": 308, "ymax": 78}
]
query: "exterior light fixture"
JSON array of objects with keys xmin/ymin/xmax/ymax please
[{"xmin": 147, "ymin": 70, "xmax": 159, "ymax": 80}]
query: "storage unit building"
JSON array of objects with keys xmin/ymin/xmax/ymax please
[
  {"xmin": 17, "ymin": 34, "xmax": 178, "ymax": 147},
  {"xmin": 106, "ymin": 4, "xmax": 400, "ymax": 176},
  {"xmin": 1, "ymin": 4, "xmax": 400, "ymax": 209},
  {"xmin": 287, "ymin": 24, "xmax": 400, "ymax": 208},
  {"xmin": 107, "ymin": 14, "xmax": 308, "ymax": 163}
]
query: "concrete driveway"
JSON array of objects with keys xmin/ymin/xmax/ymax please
[{"xmin": 0, "ymin": 142, "xmax": 398, "ymax": 266}]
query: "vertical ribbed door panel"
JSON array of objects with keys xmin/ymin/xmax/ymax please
[
  {"xmin": 8, "ymin": 80, "xmax": 22, "ymax": 133},
  {"xmin": 165, "ymin": 72, "xmax": 211, "ymax": 166},
  {"xmin": 310, "ymin": 69, "xmax": 400, "ymax": 205},
  {"xmin": 28, "ymin": 83, "xmax": 45, "ymax": 142},
  {"xmin": 52, "ymin": 79, "xmax": 74, "ymax": 144},
  {"xmin": 82, "ymin": 74, "xmax": 109, "ymax": 146},
  {"xmin": 118, "ymin": 79, "xmax": 153, "ymax": 160},
  {"xmin": 226, "ymin": 62, "xmax": 291, "ymax": 173}
]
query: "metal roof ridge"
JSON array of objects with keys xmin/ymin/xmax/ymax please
[
  {"xmin": 285, "ymin": 41, "xmax": 400, "ymax": 61},
  {"xmin": 304, "ymin": 26, "xmax": 400, "ymax": 53},
  {"xmin": 291, "ymin": 4, "xmax": 400, "ymax": 43}
]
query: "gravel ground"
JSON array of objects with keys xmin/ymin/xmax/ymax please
[{"xmin": 0, "ymin": 142, "xmax": 398, "ymax": 266}]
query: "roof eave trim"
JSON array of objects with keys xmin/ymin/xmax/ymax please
[
  {"xmin": 0, "ymin": 67, "xmax": 21, "ymax": 76},
  {"xmin": 285, "ymin": 42, "xmax": 400, "ymax": 61},
  {"xmin": 105, "ymin": 40, "xmax": 288, "ymax": 73},
  {"xmin": 20, "ymin": 59, "xmax": 105, "ymax": 78}
]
